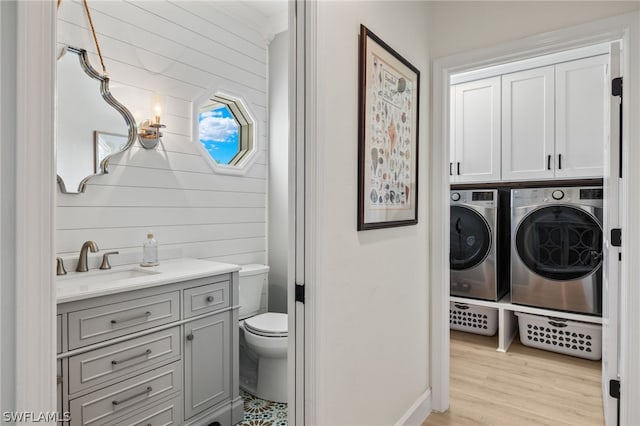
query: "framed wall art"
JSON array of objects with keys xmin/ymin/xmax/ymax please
[{"xmin": 358, "ymin": 24, "xmax": 420, "ymax": 230}]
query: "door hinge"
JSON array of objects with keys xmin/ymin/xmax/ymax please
[
  {"xmin": 295, "ymin": 284, "xmax": 305, "ymax": 303},
  {"xmin": 611, "ymin": 228, "xmax": 622, "ymax": 247},
  {"xmin": 610, "ymin": 379, "xmax": 621, "ymax": 399},
  {"xmin": 612, "ymin": 77, "xmax": 623, "ymax": 97}
]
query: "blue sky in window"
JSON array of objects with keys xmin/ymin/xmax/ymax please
[{"xmin": 198, "ymin": 106, "xmax": 240, "ymax": 164}]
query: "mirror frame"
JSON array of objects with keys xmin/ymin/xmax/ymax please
[{"xmin": 56, "ymin": 46, "xmax": 137, "ymax": 193}]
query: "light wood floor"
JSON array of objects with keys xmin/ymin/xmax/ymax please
[{"xmin": 423, "ymin": 331, "xmax": 603, "ymax": 426}]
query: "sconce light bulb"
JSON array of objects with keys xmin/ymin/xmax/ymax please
[{"xmin": 154, "ymin": 103, "xmax": 162, "ymax": 124}]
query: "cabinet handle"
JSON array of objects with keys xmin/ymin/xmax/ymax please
[
  {"xmin": 111, "ymin": 349, "xmax": 152, "ymax": 365},
  {"xmin": 558, "ymin": 154, "xmax": 562, "ymax": 170},
  {"xmin": 206, "ymin": 295, "xmax": 214, "ymax": 303},
  {"xmin": 457, "ymin": 162, "xmax": 461, "ymax": 175},
  {"xmin": 110, "ymin": 311, "xmax": 151, "ymax": 325},
  {"xmin": 186, "ymin": 333, "xmax": 194, "ymax": 341},
  {"xmin": 547, "ymin": 155, "xmax": 551, "ymax": 170},
  {"xmin": 449, "ymin": 162, "xmax": 453, "ymax": 176},
  {"xmin": 112, "ymin": 386, "xmax": 152, "ymax": 405}
]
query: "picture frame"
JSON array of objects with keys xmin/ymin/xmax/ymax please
[
  {"xmin": 94, "ymin": 131, "xmax": 128, "ymax": 173},
  {"xmin": 358, "ymin": 24, "xmax": 420, "ymax": 230}
]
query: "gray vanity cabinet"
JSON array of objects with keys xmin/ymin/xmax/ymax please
[
  {"xmin": 184, "ymin": 312, "xmax": 231, "ymax": 419},
  {"xmin": 57, "ymin": 272, "xmax": 242, "ymax": 426},
  {"xmin": 57, "ymin": 360, "xmax": 63, "ymax": 420}
]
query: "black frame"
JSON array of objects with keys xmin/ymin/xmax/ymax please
[{"xmin": 357, "ymin": 25, "xmax": 420, "ymax": 230}]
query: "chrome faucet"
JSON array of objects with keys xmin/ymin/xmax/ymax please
[{"xmin": 76, "ymin": 241, "xmax": 99, "ymax": 272}]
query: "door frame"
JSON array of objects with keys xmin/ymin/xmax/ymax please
[
  {"xmin": 289, "ymin": 0, "xmax": 316, "ymax": 424},
  {"xmin": 431, "ymin": 12, "xmax": 640, "ymax": 425},
  {"xmin": 13, "ymin": 0, "xmax": 57, "ymax": 417},
  {"xmin": 12, "ymin": 0, "xmax": 314, "ymax": 422}
]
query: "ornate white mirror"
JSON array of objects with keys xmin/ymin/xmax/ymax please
[{"xmin": 56, "ymin": 46, "xmax": 136, "ymax": 193}]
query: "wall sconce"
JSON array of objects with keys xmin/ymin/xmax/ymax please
[{"xmin": 138, "ymin": 97, "xmax": 165, "ymax": 149}]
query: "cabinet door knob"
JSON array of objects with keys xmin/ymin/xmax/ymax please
[
  {"xmin": 558, "ymin": 154, "xmax": 562, "ymax": 170},
  {"xmin": 449, "ymin": 162, "xmax": 453, "ymax": 176},
  {"xmin": 457, "ymin": 162, "xmax": 461, "ymax": 175},
  {"xmin": 547, "ymin": 155, "xmax": 551, "ymax": 170},
  {"xmin": 186, "ymin": 333, "xmax": 194, "ymax": 341},
  {"xmin": 206, "ymin": 296, "xmax": 214, "ymax": 303}
]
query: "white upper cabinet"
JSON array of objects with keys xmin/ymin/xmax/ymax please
[
  {"xmin": 501, "ymin": 66, "xmax": 555, "ymax": 181},
  {"xmin": 555, "ymin": 55, "xmax": 608, "ymax": 179},
  {"xmin": 451, "ymin": 76, "xmax": 501, "ymax": 182},
  {"xmin": 451, "ymin": 53, "xmax": 608, "ymax": 184}
]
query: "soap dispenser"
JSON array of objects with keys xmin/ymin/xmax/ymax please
[{"xmin": 141, "ymin": 232, "xmax": 159, "ymax": 267}]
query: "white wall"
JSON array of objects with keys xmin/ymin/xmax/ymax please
[
  {"xmin": 55, "ymin": 1, "xmax": 269, "ymax": 270},
  {"xmin": 428, "ymin": 1, "xmax": 640, "ymax": 59},
  {"xmin": 268, "ymin": 30, "xmax": 289, "ymax": 314},
  {"xmin": 314, "ymin": 2, "xmax": 430, "ymax": 424}
]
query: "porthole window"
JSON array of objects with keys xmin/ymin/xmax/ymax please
[{"xmin": 195, "ymin": 94, "xmax": 256, "ymax": 173}]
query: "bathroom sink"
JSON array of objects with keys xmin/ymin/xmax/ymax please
[{"xmin": 57, "ymin": 267, "xmax": 161, "ymax": 286}]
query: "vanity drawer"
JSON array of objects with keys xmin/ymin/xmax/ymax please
[
  {"xmin": 112, "ymin": 395, "xmax": 182, "ymax": 426},
  {"xmin": 69, "ymin": 361, "xmax": 182, "ymax": 426},
  {"xmin": 68, "ymin": 292, "xmax": 180, "ymax": 350},
  {"xmin": 183, "ymin": 281, "xmax": 230, "ymax": 318},
  {"xmin": 68, "ymin": 327, "xmax": 181, "ymax": 395}
]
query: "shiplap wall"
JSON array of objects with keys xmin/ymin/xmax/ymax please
[{"xmin": 56, "ymin": 0, "xmax": 269, "ymax": 270}]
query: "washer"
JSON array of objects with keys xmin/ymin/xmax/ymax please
[
  {"xmin": 511, "ymin": 186, "xmax": 603, "ymax": 315},
  {"xmin": 450, "ymin": 189, "xmax": 509, "ymax": 301}
]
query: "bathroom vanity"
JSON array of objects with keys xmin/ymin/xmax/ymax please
[{"xmin": 56, "ymin": 258, "xmax": 242, "ymax": 426}]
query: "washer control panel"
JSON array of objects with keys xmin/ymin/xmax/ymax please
[
  {"xmin": 552, "ymin": 190, "xmax": 565, "ymax": 200},
  {"xmin": 451, "ymin": 192, "xmax": 461, "ymax": 202}
]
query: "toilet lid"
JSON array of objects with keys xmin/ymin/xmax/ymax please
[{"xmin": 244, "ymin": 313, "xmax": 288, "ymax": 337}]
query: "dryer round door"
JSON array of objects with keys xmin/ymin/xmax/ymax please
[
  {"xmin": 450, "ymin": 206, "xmax": 492, "ymax": 271},
  {"xmin": 515, "ymin": 205, "xmax": 603, "ymax": 280}
]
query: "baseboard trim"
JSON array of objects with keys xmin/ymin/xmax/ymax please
[{"xmin": 395, "ymin": 388, "xmax": 432, "ymax": 426}]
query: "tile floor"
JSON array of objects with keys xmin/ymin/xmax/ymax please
[{"xmin": 236, "ymin": 390, "xmax": 288, "ymax": 426}]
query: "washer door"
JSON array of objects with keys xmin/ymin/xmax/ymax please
[
  {"xmin": 450, "ymin": 206, "xmax": 492, "ymax": 271},
  {"xmin": 515, "ymin": 205, "xmax": 602, "ymax": 280}
]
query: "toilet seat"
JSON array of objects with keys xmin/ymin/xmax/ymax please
[{"xmin": 244, "ymin": 313, "xmax": 288, "ymax": 338}]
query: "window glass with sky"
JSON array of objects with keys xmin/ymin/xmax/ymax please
[{"xmin": 198, "ymin": 95, "xmax": 253, "ymax": 166}]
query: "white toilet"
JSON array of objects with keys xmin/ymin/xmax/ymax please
[{"xmin": 239, "ymin": 264, "xmax": 288, "ymax": 403}]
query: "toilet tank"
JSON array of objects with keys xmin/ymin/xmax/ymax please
[{"xmin": 239, "ymin": 264, "xmax": 270, "ymax": 319}]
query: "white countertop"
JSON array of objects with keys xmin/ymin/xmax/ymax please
[{"xmin": 57, "ymin": 258, "xmax": 240, "ymax": 304}]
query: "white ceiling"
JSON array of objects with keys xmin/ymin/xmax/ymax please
[
  {"xmin": 243, "ymin": 0, "xmax": 288, "ymax": 21},
  {"xmin": 218, "ymin": 0, "xmax": 289, "ymax": 41}
]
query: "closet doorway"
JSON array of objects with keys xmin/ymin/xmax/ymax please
[{"xmin": 430, "ymin": 14, "xmax": 638, "ymax": 426}]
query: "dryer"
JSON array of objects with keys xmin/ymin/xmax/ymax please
[
  {"xmin": 450, "ymin": 189, "xmax": 509, "ymax": 301},
  {"xmin": 511, "ymin": 186, "xmax": 603, "ymax": 315}
]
